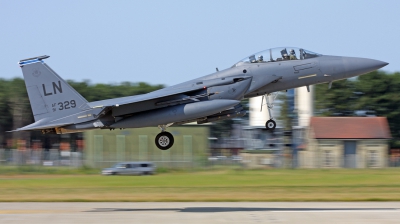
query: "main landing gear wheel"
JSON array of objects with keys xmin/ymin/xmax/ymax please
[
  {"xmin": 265, "ymin": 119, "xmax": 276, "ymax": 130},
  {"xmin": 155, "ymin": 132, "xmax": 174, "ymax": 150}
]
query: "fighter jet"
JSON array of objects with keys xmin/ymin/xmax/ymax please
[{"xmin": 14, "ymin": 47, "xmax": 388, "ymax": 150}]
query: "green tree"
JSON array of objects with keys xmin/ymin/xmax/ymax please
[
  {"xmin": 315, "ymin": 79, "xmax": 357, "ymax": 116},
  {"xmin": 356, "ymin": 71, "xmax": 400, "ymax": 147}
]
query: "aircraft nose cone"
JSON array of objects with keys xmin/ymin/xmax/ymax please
[{"xmin": 343, "ymin": 57, "xmax": 388, "ymax": 78}]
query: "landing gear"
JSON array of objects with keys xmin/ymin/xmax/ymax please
[
  {"xmin": 261, "ymin": 92, "xmax": 279, "ymax": 131},
  {"xmin": 265, "ymin": 119, "xmax": 276, "ymax": 130},
  {"xmin": 155, "ymin": 124, "xmax": 174, "ymax": 150}
]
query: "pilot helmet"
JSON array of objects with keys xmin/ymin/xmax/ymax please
[
  {"xmin": 290, "ymin": 49, "xmax": 295, "ymax": 54},
  {"xmin": 258, "ymin": 55, "xmax": 263, "ymax": 60}
]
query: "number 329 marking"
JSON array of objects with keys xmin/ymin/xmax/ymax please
[{"xmin": 58, "ymin": 100, "xmax": 76, "ymax": 110}]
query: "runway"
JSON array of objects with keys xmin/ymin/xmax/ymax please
[{"xmin": 1, "ymin": 202, "xmax": 400, "ymax": 223}]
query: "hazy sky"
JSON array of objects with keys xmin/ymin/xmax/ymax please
[{"xmin": 1, "ymin": 0, "xmax": 399, "ymax": 86}]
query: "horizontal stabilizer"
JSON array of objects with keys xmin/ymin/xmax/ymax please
[{"xmin": 8, "ymin": 119, "xmax": 72, "ymax": 132}]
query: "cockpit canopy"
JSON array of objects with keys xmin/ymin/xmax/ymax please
[{"xmin": 235, "ymin": 47, "xmax": 321, "ymax": 66}]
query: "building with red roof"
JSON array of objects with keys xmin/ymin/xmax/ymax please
[{"xmin": 299, "ymin": 117, "xmax": 391, "ymax": 168}]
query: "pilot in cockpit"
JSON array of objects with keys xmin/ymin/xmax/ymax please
[
  {"xmin": 283, "ymin": 54, "xmax": 289, "ymax": 60},
  {"xmin": 257, "ymin": 55, "xmax": 264, "ymax": 62},
  {"xmin": 289, "ymin": 49, "xmax": 297, "ymax": 60}
]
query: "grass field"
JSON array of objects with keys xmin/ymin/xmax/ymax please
[{"xmin": 0, "ymin": 168, "xmax": 400, "ymax": 202}]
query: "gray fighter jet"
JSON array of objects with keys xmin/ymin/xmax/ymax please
[{"xmin": 14, "ymin": 47, "xmax": 388, "ymax": 150}]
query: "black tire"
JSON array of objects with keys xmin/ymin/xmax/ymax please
[
  {"xmin": 155, "ymin": 132, "xmax": 174, "ymax": 150},
  {"xmin": 265, "ymin": 119, "xmax": 276, "ymax": 130}
]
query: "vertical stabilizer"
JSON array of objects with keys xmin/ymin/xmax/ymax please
[{"xmin": 19, "ymin": 56, "xmax": 89, "ymax": 121}]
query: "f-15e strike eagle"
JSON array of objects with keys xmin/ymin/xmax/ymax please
[{"xmin": 13, "ymin": 47, "xmax": 388, "ymax": 150}]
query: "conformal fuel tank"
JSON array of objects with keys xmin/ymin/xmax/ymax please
[{"xmin": 110, "ymin": 99, "xmax": 240, "ymax": 128}]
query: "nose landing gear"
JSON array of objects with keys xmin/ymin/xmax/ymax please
[
  {"xmin": 155, "ymin": 124, "xmax": 174, "ymax": 150},
  {"xmin": 261, "ymin": 92, "xmax": 279, "ymax": 130},
  {"xmin": 266, "ymin": 119, "xmax": 276, "ymax": 130}
]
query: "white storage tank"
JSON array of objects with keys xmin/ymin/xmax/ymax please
[{"xmin": 295, "ymin": 85, "xmax": 314, "ymax": 127}]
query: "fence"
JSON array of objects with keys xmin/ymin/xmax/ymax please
[
  {"xmin": 1, "ymin": 148, "xmax": 399, "ymax": 169},
  {"xmin": 0, "ymin": 149, "xmax": 83, "ymax": 167}
]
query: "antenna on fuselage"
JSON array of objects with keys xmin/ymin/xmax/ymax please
[{"xmin": 216, "ymin": 67, "xmax": 219, "ymax": 72}]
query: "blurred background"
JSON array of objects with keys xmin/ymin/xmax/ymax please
[
  {"xmin": 1, "ymin": 70, "xmax": 399, "ymax": 170},
  {"xmin": 0, "ymin": 1, "xmax": 400, "ymax": 171}
]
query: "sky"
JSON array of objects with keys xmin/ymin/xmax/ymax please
[{"xmin": 1, "ymin": 0, "xmax": 399, "ymax": 86}]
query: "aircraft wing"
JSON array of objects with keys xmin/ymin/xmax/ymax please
[
  {"xmin": 86, "ymin": 75, "xmax": 251, "ymax": 109},
  {"xmin": 86, "ymin": 75, "xmax": 252, "ymax": 118},
  {"xmin": 86, "ymin": 83, "xmax": 205, "ymax": 109}
]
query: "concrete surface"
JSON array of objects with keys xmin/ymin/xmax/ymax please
[{"xmin": 0, "ymin": 202, "xmax": 400, "ymax": 223}]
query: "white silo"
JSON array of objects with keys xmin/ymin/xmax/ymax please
[{"xmin": 295, "ymin": 85, "xmax": 314, "ymax": 127}]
